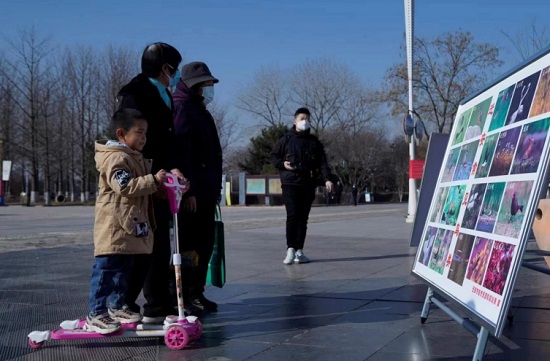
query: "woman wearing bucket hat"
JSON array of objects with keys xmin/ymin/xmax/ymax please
[{"xmin": 172, "ymin": 61, "xmax": 222, "ymax": 314}]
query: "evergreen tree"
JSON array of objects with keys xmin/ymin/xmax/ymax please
[{"xmin": 239, "ymin": 124, "xmax": 288, "ymax": 174}]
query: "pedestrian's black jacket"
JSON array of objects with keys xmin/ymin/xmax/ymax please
[
  {"xmin": 172, "ymin": 80, "xmax": 222, "ymax": 200},
  {"xmin": 271, "ymin": 127, "xmax": 333, "ymax": 187},
  {"xmin": 117, "ymin": 73, "xmax": 178, "ymax": 174}
]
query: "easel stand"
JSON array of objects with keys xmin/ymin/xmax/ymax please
[{"xmin": 421, "ymin": 288, "xmax": 490, "ymax": 361}]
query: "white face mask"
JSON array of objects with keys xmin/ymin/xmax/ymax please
[
  {"xmin": 296, "ymin": 120, "xmax": 310, "ymax": 131},
  {"xmin": 202, "ymin": 86, "xmax": 214, "ymax": 105}
]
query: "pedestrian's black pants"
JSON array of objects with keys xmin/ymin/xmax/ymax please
[
  {"xmin": 282, "ymin": 185, "xmax": 316, "ymax": 250},
  {"xmin": 177, "ymin": 196, "xmax": 216, "ymax": 298},
  {"xmin": 125, "ymin": 199, "xmax": 173, "ymax": 317}
]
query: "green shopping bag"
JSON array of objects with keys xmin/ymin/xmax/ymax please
[{"xmin": 206, "ymin": 203, "xmax": 225, "ymax": 288}]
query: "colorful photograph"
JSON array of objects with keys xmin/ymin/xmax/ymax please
[
  {"xmin": 428, "ymin": 229, "xmax": 453, "ymax": 275},
  {"xmin": 482, "ymin": 241, "xmax": 516, "ymax": 295},
  {"xmin": 441, "ymin": 185, "xmax": 466, "ymax": 226},
  {"xmin": 505, "ymin": 71, "xmax": 541, "ymax": 125},
  {"xmin": 452, "ymin": 141, "xmax": 479, "ymax": 181},
  {"xmin": 475, "ymin": 133, "xmax": 499, "ymax": 178},
  {"xmin": 510, "ymin": 117, "xmax": 550, "ymax": 174},
  {"xmin": 466, "ymin": 237, "xmax": 494, "ymax": 285},
  {"xmin": 419, "ymin": 226, "xmax": 438, "ymax": 266},
  {"xmin": 448, "ymin": 233, "xmax": 476, "ymax": 286},
  {"xmin": 452, "ymin": 108, "xmax": 473, "ymax": 146},
  {"xmin": 464, "ymin": 97, "xmax": 493, "ymax": 141},
  {"xmin": 476, "ymin": 182, "xmax": 506, "ymax": 233},
  {"xmin": 488, "ymin": 85, "xmax": 515, "ymax": 132},
  {"xmin": 529, "ymin": 66, "xmax": 550, "ymax": 118},
  {"xmin": 488, "ymin": 127, "xmax": 521, "ymax": 177},
  {"xmin": 441, "ymin": 148, "xmax": 461, "ymax": 182},
  {"xmin": 430, "ymin": 187, "xmax": 450, "ymax": 223},
  {"xmin": 461, "ymin": 183, "xmax": 488, "ymax": 230},
  {"xmin": 494, "ymin": 181, "xmax": 534, "ymax": 238}
]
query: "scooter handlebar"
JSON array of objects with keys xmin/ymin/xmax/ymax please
[{"xmin": 162, "ymin": 173, "xmax": 189, "ymax": 215}]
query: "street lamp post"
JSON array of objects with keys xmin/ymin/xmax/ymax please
[{"xmin": 404, "ymin": 0, "xmax": 417, "ymax": 223}]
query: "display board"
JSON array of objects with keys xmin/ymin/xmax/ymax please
[
  {"xmin": 412, "ymin": 47, "xmax": 550, "ymax": 337},
  {"xmin": 410, "ymin": 133, "xmax": 450, "ymax": 247}
]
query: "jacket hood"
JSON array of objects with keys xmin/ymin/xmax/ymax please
[
  {"xmin": 95, "ymin": 140, "xmax": 141, "ymax": 169},
  {"xmin": 173, "ymin": 79, "xmax": 205, "ymax": 104}
]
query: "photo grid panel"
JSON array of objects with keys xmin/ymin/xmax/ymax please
[{"xmin": 412, "ymin": 53, "xmax": 550, "ymax": 336}]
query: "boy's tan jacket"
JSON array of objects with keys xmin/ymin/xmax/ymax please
[{"xmin": 94, "ymin": 140, "xmax": 158, "ymax": 256}]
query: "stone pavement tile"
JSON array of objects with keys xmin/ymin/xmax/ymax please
[
  {"xmin": 315, "ymin": 283, "xmax": 403, "ymax": 301},
  {"xmin": 508, "ymin": 306, "xmax": 550, "ymax": 323},
  {"xmin": 154, "ymin": 338, "xmax": 276, "ymax": 361},
  {"xmin": 514, "ymin": 294, "xmax": 550, "ymax": 309},
  {"xmin": 285, "ymin": 319, "xmax": 415, "ymax": 350},
  {"xmin": 367, "ymin": 322, "xmax": 480, "ymax": 360},
  {"xmin": 500, "ymin": 320, "xmax": 550, "ymax": 341},
  {"xmin": 485, "ymin": 339, "xmax": 550, "ymax": 360},
  {"xmin": 379, "ymin": 283, "xmax": 429, "ymax": 303},
  {"xmin": 246, "ymin": 343, "xmax": 375, "ymax": 361}
]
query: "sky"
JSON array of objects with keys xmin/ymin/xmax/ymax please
[{"xmin": 1, "ymin": 0, "xmax": 549, "ymax": 126}]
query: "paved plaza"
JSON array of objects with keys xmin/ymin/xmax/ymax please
[{"xmin": 0, "ymin": 203, "xmax": 550, "ymax": 360}]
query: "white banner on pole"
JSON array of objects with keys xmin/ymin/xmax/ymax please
[
  {"xmin": 2, "ymin": 160, "xmax": 11, "ymax": 181},
  {"xmin": 412, "ymin": 47, "xmax": 550, "ymax": 337}
]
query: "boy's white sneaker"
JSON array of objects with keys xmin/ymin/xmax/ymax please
[
  {"xmin": 108, "ymin": 305, "xmax": 142, "ymax": 324},
  {"xmin": 86, "ymin": 313, "xmax": 121, "ymax": 334},
  {"xmin": 294, "ymin": 249, "xmax": 310, "ymax": 263},
  {"xmin": 283, "ymin": 248, "xmax": 296, "ymax": 264}
]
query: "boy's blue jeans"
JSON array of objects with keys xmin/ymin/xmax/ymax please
[{"xmin": 88, "ymin": 255, "xmax": 133, "ymax": 317}]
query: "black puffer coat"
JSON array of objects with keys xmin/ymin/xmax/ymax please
[
  {"xmin": 172, "ymin": 80, "xmax": 222, "ymax": 199},
  {"xmin": 271, "ymin": 127, "xmax": 332, "ymax": 187},
  {"xmin": 117, "ymin": 74, "xmax": 178, "ymax": 173}
]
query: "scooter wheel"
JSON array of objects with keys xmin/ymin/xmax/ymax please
[
  {"xmin": 28, "ymin": 338, "xmax": 44, "ymax": 349},
  {"xmin": 164, "ymin": 324, "xmax": 188, "ymax": 350},
  {"xmin": 193, "ymin": 319, "xmax": 203, "ymax": 338},
  {"xmin": 188, "ymin": 319, "xmax": 202, "ymax": 341}
]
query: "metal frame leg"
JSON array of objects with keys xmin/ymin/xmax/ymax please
[
  {"xmin": 472, "ymin": 326, "xmax": 489, "ymax": 361},
  {"xmin": 421, "ymin": 287, "xmax": 433, "ymax": 324}
]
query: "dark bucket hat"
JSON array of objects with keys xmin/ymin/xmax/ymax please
[{"xmin": 180, "ymin": 61, "xmax": 219, "ymax": 88}]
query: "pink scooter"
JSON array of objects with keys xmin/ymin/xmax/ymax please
[{"xmin": 28, "ymin": 173, "xmax": 202, "ymax": 350}]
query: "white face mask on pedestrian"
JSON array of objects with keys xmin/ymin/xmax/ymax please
[
  {"xmin": 296, "ymin": 120, "xmax": 310, "ymax": 131},
  {"xmin": 202, "ymin": 86, "xmax": 214, "ymax": 105}
]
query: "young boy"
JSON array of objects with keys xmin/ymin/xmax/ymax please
[{"xmin": 87, "ymin": 108, "xmax": 166, "ymax": 334}]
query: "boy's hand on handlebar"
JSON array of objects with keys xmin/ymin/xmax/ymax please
[
  {"xmin": 170, "ymin": 168, "xmax": 184, "ymax": 180},
  {"xmin": 154, "ymin": 169, "xmax": 167, "ymax": 184},
  {"xmin": 169, "ymin": 168, "xmax": 190, "ymax": 190}
]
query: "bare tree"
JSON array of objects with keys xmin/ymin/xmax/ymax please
[
  {"xmin": 237, "ymin": 65, "xmax": 291, "ymax": 126},
  {"xmin": 502, "ymin": 18, "xmax": 550, "ymax": 61},
  {"xmin": 381, "ymin": 31, "xmax": 502, "ymax": 134},
  {"xmin": 290, "ymin": 58, "xmax": 378, "ymax": 136},
  {"xmin": 64, "ymin": 46, "xmax": 101, "ymax": 202},
  {"xmin": 100, "ymin": 44, "xmax": 137, "ymax": 132},
  {"xmin": 208, "ymin": 102, "xmax": 239, "ymax": 152},
  {"xmin": 0, "ymin": 28, "xmax": 53, "ymax": 204},
  {"xmin": 327, "ymin": 126, "xmax": 388, "ymax": 193}
]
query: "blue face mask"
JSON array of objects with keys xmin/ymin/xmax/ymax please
[
  {"xmin": 168, "ymin": 69, "xmax": 181, "ymax": 87},
  {"xmin": 202, "ymin": 86, "xmax": 214, "ymax": 104}
]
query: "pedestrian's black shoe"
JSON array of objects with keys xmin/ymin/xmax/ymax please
[
  {"xmin": 188, "ymin": 295, "xmax": 218, "ymax": 312},
  {"xmin": 184, "ymin": 299, "xmax": 204, "ymax": 316},
  {"xmin": 198, "ymin": 295, "xmax": 218, "ymax": 312}
]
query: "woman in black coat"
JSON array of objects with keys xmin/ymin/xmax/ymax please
[{"xmin": 116, "ymin": 42, "xmax": 184, "ymax": 324}]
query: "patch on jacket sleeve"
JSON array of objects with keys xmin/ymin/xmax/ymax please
[
  {"xmin": 136, "ymin": 222, "xmax": 149, "ymax": 237},
  {"xmin": 114, "ymin": 169, "xmax": 132, "ymax": 189}
]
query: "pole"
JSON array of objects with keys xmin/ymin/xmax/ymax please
[
  {"xmin": 0, "ymin": 132, "xmax": 4, "ymax": 206},
  {"xmin": 404, "ymin": 0, "xmax": 417, "ymax": 223}
]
